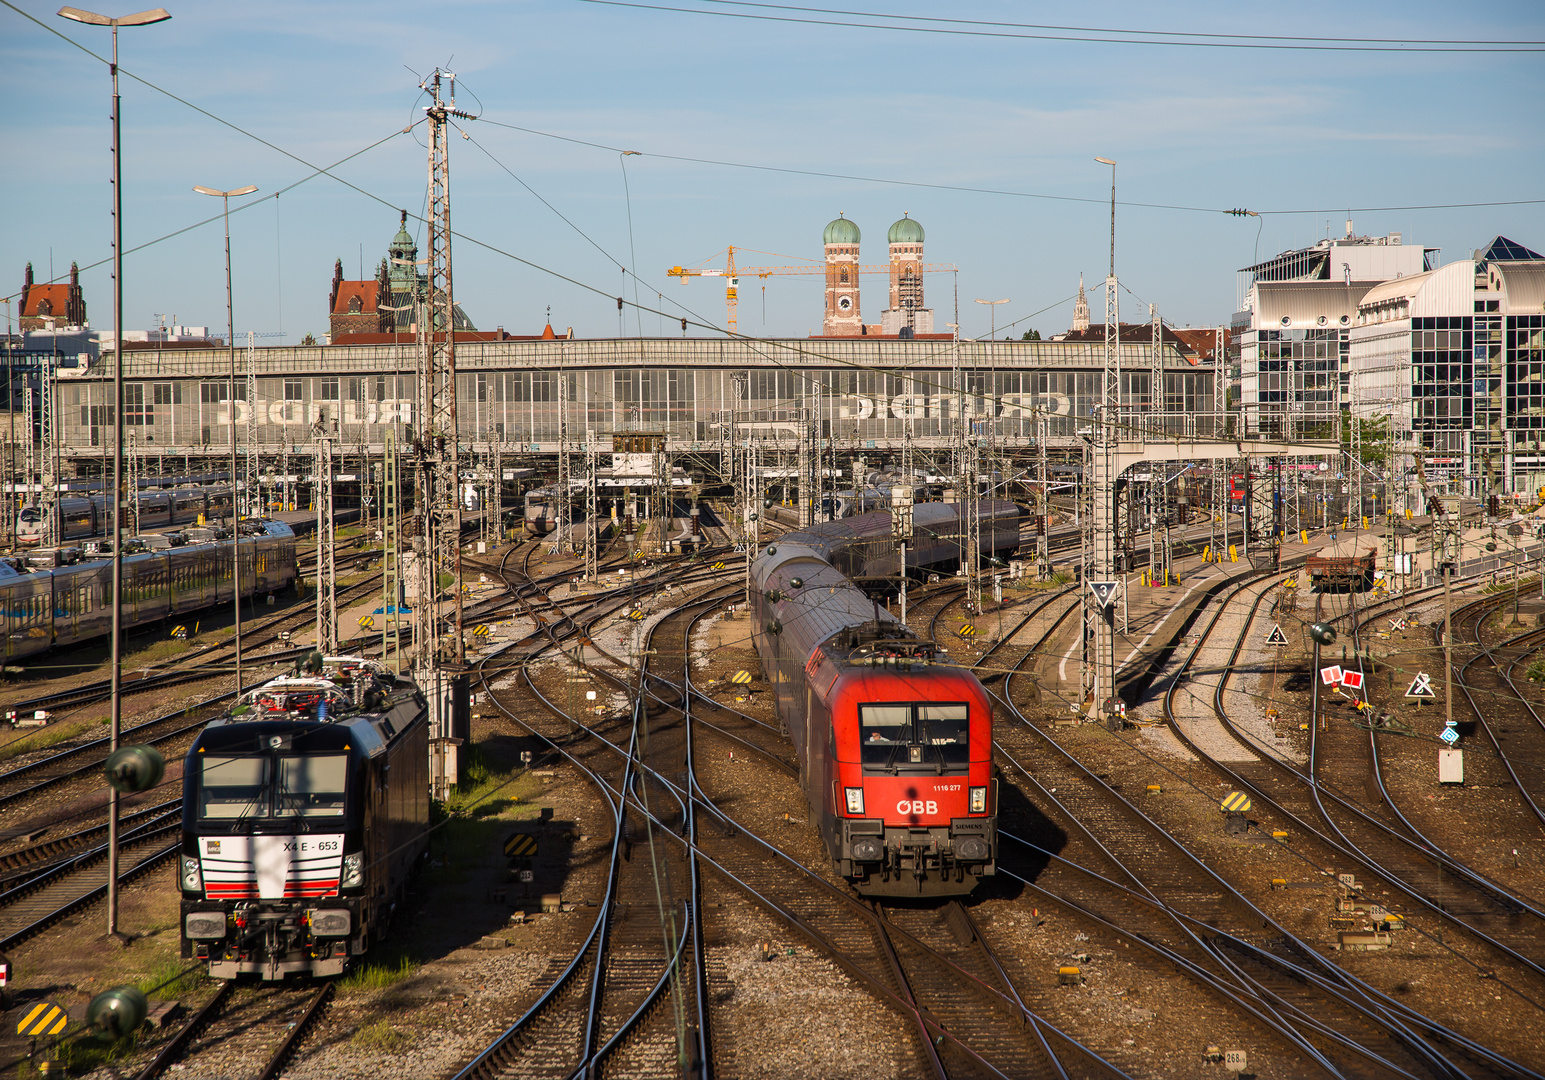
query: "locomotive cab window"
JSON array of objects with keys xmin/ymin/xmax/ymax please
[
  {"xmin": 199, "ymin": 756, "xmax": 270, "ymax": 819},
  {"xmin": 275, "ymin": 755, "xmax": 347, "ymax": 817},
  {"xmin": 859, "ymin": 703, "xmax": 969, "ymax": 771}
]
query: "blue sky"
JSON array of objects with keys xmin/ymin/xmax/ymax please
[{"xmin": 2, "ymin": 0, "xmax": 1541, "ymax": 343}]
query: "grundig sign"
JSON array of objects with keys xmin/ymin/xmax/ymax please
[{"xmin": 211, "ymin": 400, "xmax": 415, "ymax": 428}]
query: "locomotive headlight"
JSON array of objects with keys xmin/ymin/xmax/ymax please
[
  {"xmin": 969, "ymin": 787, "xmax": 988, "ymax": 814},
  {"xmin": 180, "ymin": 855, "xmax": 203, "ymax": 892},
  {"xmin": 844, "ymin": 787, "xmax": 865, "ymax": 816},
  {"xmin": 309, "ymin": 909, "xmax": 352, "ymax": 937},
  {"xmin": 184, "ymin": 911, "xmax": 227, "ymax": 940},
  {"xmin": 340, "ymin": 852, "xmax": 365, "ymax": 889}
]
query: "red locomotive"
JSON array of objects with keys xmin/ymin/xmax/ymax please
[{"xmin": 750, "ymin": 500, "xmax": 1020, "ymax": 896}]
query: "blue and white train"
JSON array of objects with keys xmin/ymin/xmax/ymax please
[{"xmin": 0, "ymin": 519, "xmax": 298, "ymax": 665}]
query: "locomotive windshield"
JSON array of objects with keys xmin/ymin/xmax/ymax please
[
  {"xmin": 860, "ymin": 703, "xmax": 969, "ymax": 770},
  {"xmin": 197, "ymin": 753, "xmax": 349, "ymax": 822}
]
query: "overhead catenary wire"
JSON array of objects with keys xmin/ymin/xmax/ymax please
[
  {"xmin": 474, "ymin": 116, "xmax": 1545, "ymax": 218},
  {"xmin": 572, "ymin": 0, "xmax": 1545, "ymax": 53},
  {"xmin": 10, "ymin": 0, "xmax": 1505, "ymax": 458}
]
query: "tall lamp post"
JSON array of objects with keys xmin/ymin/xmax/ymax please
[
  {"xmin": 974, "ymin": 297, "xmax": 1010, "ymax": 341},
  {"xmin": 194, "ymin": 183, "xmax": 258, "ymax": 699},
  {"xmin": 57, "ymin": 3, "xmax": 171, "ymax": 942}
]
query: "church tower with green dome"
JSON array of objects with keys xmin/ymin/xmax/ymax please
[
  {"xmin": 880, "ymin": 213, "xmax": 933, "ymax": 335},
  {"xmin": 822, "ymin": 214, "xmax": 864, "ymax": 336}
]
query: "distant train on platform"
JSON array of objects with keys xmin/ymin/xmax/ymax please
[
  {"xmin": 17, "ymin": 485, "xmax": 237, "ymax": 546},
  {"xmin": 179, "ymin": 656, "xmax": 430, "ymax": 979},
  {"xmin": 750, "ymin": 500, "xmax": 1021, "ymax": 896},
  {"xmin": 0, "ymin": 519, "xmax": 297, "ymax": 663}
]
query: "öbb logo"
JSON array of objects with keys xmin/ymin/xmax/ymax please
[{"xmin": 897, "ymin": 799, "xmax": 938, "ymax": 816}]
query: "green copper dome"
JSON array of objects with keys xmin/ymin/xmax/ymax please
[
  {"xmin": 887, "ymin": 215, "xmax": 924, "ymax": 244},
  {"xmin": 823, "ymin": 215, "xmax": 861, "ymax": 246}
]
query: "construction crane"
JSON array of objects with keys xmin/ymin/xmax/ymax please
[{"xmin": 668, "ymin": 245, "xmax": 957, "ymax": 336}]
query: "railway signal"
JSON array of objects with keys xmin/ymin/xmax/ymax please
[
  {"xmin": 1221, "ymin": 790, "xmax": 1251, "ymax": 836},
  {"xmin": 503, "ymin": 832, "xmax": 539, "ymax": 859}
]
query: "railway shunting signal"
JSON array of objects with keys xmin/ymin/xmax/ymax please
[
  {"xmin": 503, "ymin": 832, "xmax": 539, "ymax": 859},
  {"xmin": 16, "ymin": 1000, "xmax": 68, "ymax": 1037}
]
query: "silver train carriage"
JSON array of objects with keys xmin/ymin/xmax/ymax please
[
  {"xmin": 180, "ymin": 657, "xmax": 429, "ymax": 979},
  {"xmin": 523, "ymin": 484, "xmax": 587, "ymax": 535},
  {"xmin": 17, "ymin": 485, "xmax": 237, "ymax": 546},
  {"xmin": 0, "ymin": 519, "xmax": 297, "ymax": 664}
]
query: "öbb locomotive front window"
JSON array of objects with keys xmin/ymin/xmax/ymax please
[
  {"xmin": 918, "ymin": 704, "xmax": 969, "ymax": 765},
  {"xmin": 859, "ymin": 703, "xmax": 969, "ymax": 771}
]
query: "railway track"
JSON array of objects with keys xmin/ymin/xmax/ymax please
[
  {"xmin": 1198, "ymin": 587, "xmax": 1545, "ymax": 986},
  {"xmin": 972, "ymin": 573, "xmax": 1482, "ymax": 1076},
  {"xmin": 464, "ymin": 546, "xmax": 1123, "ymax": 1077},
  {"xmin": 131, "ymin": 982, "xmax": 333, "ymax": 1080},
  {"xmin": 1142, "ymin": 572, "xmax": 1545, "ymax": 1070},
  {"xmin": 0, "ymin": 571, "xmax": 385, "ymax": 720}
]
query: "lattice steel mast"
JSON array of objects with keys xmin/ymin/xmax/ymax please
[
  {"xmin": 314, "ymin": 417, "xmax": 337, "ymax": 655},
  {"xmin": 415, "ymin": 68, "xmax": 472, "ymax": 665},
  {"xmin": 39, "ymin": 362, "xmax": 57, "ymax": 547},
  {"xmin": 1084, "ymin": 157, "xmax": 1121, "ymax": 727},
  {"xmin": 246, "ymin": 331, "xmax": 258, "ymax": 516}
]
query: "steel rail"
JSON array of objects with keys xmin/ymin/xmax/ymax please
[
  {"xmin": 988, "ymin": 572, "xmax": 1475, "ymax": 1076},
  {"xmin": 491, "ymin": 576, "xmax": 1116, "ymax": 1078}
]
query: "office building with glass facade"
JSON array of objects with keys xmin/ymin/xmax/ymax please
[{"xmin": 1348, "ymin": 236, "xmax": 1545, "ymax": 494}]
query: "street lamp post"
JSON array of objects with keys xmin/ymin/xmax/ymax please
[
  {"xmin": 974, "ymin": 297, "xmax": 1010, "ymax": 341},
  {"xmin": 974, "ymin": 299, "xmax": 1009, "ymax": 458},
  {"xmin": 57, "ymin": 2, "xmax": 171, "ymax": 942},
  {"xmin": 193, "ymin": 184, "xmax": 257, "ymax": 701}
]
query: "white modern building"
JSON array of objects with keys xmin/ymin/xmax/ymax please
[
  {"xmin": 1348, "ymin": 236, "xmax": 1545, "ymax": 494},
  {"xmin": 1237, "ymin": 224, "xmax": 1436, "ymax": 432}
]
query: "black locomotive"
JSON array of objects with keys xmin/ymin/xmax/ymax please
[{"xmin": 179, "ymin": 656, "xmax": 429, "ymax": 979}]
